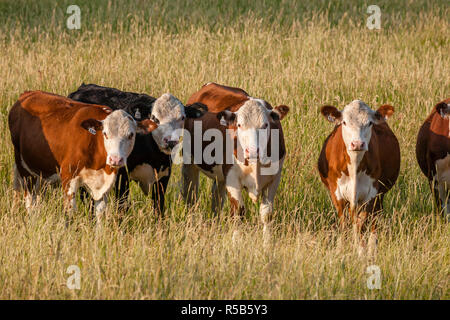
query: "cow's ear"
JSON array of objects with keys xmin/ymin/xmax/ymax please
[
  {"xmin": 185, "ymin": 102, "xmax": 208, "ymax": 118},
  {"xmin": 320, "ymin": 105, "xmax": 342, "ymax": 123},
  {"xmin": 136, "ymin": 119, "xmax": 158, "ymax": 134},
  {"xmin": 374, "ymin": 104, "xmax": 395, "ymax": 122},
  {"xmin": 436, "ymin": 102, "xmax": 450, "ymax": 118},
  {"xmin": 217, "ymin": 110, "xmax": 236, "ymax": 126},
  {"xmin": 81, "ymin": 119, "xmax": 103, "ymax": 134},
  {"xmin": 271, "ymin": 105, "xmax": 290, "ymax": 121}
]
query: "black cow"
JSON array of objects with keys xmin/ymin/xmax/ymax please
[{"xmin": 69, "ymin": 83, "xmax": 207, "ymax": 215}]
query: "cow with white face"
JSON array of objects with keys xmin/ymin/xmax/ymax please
[
  {"xmin": 183, "ymin": 83, "xmax": 289, "ymax": 243},
  {"xmin": 318, "ymin": 100, "xmax": 400, "ymax": 256},
  {"xmin": 8, "ymin": 91, "xmax": 158, "ymax": 221},
  {"xmin": 149, "ymin": 93, "xmax": 187, "ymax": 154},
  {"xmin": 218, "ymin": 99, "xmax": 280, "ymax": 163},
  {"xmin": 69, "ymin": 84, "xmax": 208, "ymax": 215},
  {"xmin": 416, "ymin": 98, "xmax": 450, "ymax": 218},
  {"xmin": 82, "ymin": 109, "xmax": 147, "ymax": 168}
]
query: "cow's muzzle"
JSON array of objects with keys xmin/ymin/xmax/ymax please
[{"xmin": 107, "ymin": 155, "xmax": 125, "ymax": 168}]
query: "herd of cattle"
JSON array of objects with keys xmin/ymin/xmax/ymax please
[{"xmin": 7, "ymin": 82, "xmax": 449, "ymax": 254}]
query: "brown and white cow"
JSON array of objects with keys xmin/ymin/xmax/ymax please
[
  {"xmin": 8, "ymin": 91, "xmax": 157, "ymax": 221},
  {"xmin": 182, "ymin": 83, "xmax": 289, "ymax": 240},
  {"xmin": 318, "ymin": 100, "xmax": 400, "ymax": 255},
  {"xmin": 416, "ymin": 98, "xmax": 450, "ymax": 218}
]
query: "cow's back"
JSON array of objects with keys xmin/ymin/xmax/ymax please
[
  {"xmin": 9, "ymin": 91, "xmax": 108, "ymax": 176},
  {"xmin": 187, "ymin": 82, "xmax": 249, "ymax": 113}
]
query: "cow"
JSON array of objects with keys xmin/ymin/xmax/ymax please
[
  {"xmin": 68, "ymin": 83, "xmax": 207, "ymax": 215},
  {"xmin": 318, "ymin": 100, "xmax": 400, "ymax": 256},
  {"xmin": 8, "ymin": 91, "xmax": 158, "ymax": 221},
  {"xmin": 182, "ymin": 83, "xmax": 289, "ymax": 241},
  {"xmin": 416, "ymin": 98, "xmax": 450, "ymax": 218}
]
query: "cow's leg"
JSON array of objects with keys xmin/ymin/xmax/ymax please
[
  {"xmin": 225, "ymin": 172, "xmax": 244, "ymax": 243},
  {"xmin": 330, "ymin": 192, "xmax": 346, "ymax": 231},
  {"xmin": 115, "ymin": 168, "xmax": 130, "ymax": 213},
  {"xmin": 211, "ymin": 178, "xmax": 226, "ymax": 215},
  {"xmin": 366, "ymin": 196, "xmax": 382, "ymax": 259},
  {"xmin": 182, "ymin": 163, "xmax": 199, "ymax": 205},
  {"xmin": 94, "ymin": 194, "xmax": 107, "ymax": 223},
  {"xmin": 151, "ymin": 175, "xmax": 170, "ymax": 217},
  {"xmin": 350, "ymin": 205, "xmax": 366, "ymax": 256},
  {"xmin": 12, "ymin": 163, "xmax": 23, "ymax": 210},
  {"xmin": 61, "ymin": 174, "xmax": 80, "ymax": 220},
  {"xmin": 260, "ymin": 171, "xmax": 283, "ymax": 246},
  {"xmin": 437, "ymin": 180, "xmax": 450, "ymax": 219},
  {"xmin": 22, "ymin": 174, "xmax": 40, "ymax": 213}
]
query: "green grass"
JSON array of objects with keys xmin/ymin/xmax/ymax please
[{"xmin": 0, "ymin": 0, "xmax": 448, "ymax": 299}]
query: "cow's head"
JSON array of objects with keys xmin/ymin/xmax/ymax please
[
  {"xmin": 436, "ymin": 101, "xmax": 450, "ymax": 119},
  {"xmin": 217, "ymin": 99, "xmax": 289, "ymax": 162},
  {"xmin": 321, "ymin": 100, "xmax": 394, "ymax": 153},
  {"xmin": 81, "ymin": 110, "xmax": 158, "ymax": 168},
  {"xmin": 149, "ymin": 93, "xmax": 207, "ymax": 154}
]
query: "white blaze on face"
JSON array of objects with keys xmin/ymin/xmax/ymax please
[
  {"xmin": 341, "ymin": 100, "xmax": 377, "ymax": 153},
  {"xmin": 150, "ymin": 93, "xmax": 186, "ymax": 154},
  {"xmin": 102, "ymin": 110, "xmax": 137, "ymax": 167},
  {"xmin": 235, "ymin": 100, "xmax": 271, "ymax": 161}
]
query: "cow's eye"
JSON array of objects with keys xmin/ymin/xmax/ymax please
[
  {"xmin": 151, "ymin": 115, "xmax": 160, "ymax": 124},
  {"xmin": 128, "ymin": 133, "xmax": 134, "ymax": 140},
  {"xmin": 237, "ymin": 124, "xmax": 241, "ymax": 128},
  {"xmin": 103, "ymin": 132, "xmax": 108, "ymax": 139},
  {"xmin": 342, "ymin": 121, "xmax": 347, "ymax": 126},
  {"xmin": 262, "ymin": 123, "xmax": 268, "ymax": 129},
  {"xmin": 368, "ymin": 121, "xmax": 373, "ymax": 126}
]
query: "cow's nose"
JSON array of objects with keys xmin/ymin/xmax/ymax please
[
  {"xmin": 350, "ymin": 141, "xmax": 365, "ymax": 151},
  {"xmin": 167, "ymin": 140, "xmax": 179, "ymax": 149},
  {"xmin": 108, "ymin": 155, "xmax": 124, "ymax": 167}
]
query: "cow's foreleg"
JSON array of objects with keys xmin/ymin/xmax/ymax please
[
  {"xmin": 182, "ymin": 163, "xmax": 199, "ymax": 205},
  {"xmin": 350, "ymin": 206, "xmax": 367, "ymax": 256},
  {"xmin": 115, "ymin": 168, "xmax": 130, "ymax": 213},
  {"xmin": 62, "ymin": 175, "xmax": 79, "ymax": 217},
  {"xmin": 12, "ymin": 163, "xmax": 23, "ymax": 210},
  {"xmin": 260, "ymin": 172, "xmax": 282, "ymax": 246},
  {"xmin": 152, "ymin": 175, "xmax": 170, "ymax": 217},
  {"xmin": 211, "ymin": 179, "xmax": 226, "ymax": 215},
  {"xmin": 226, "ymin": 174, "xmax": 244, "ymax": 243},
  {"xmin": 94, "ymin": 194, "xmax": 107, "ymax": 223}
]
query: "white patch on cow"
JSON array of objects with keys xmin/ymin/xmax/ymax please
[
  {"xmin": 249, "ymin": 97, "xmax": 268, "ymax": 108},
  {"xmin": 79, "ymin": 168, "xmax": 116, "ymax": 201},
  {"xmin": 435, "ymin": 154, "xmax": 450, "ymax": 216},
  {"xmin": 129, "ymin": 164, "xmax": 169, "ymax": 194},
  {"xmin": 340, "ymin": 100, "xmax": 377, "ymax": 152},
  {"xmin": 150, "ymin": 93, "xmax": 186, "ymax": 154},
  {"xmin": 335, "ymin": 154, "xmax": 378, "ymax": 209},
  {"xmin": 65, "ymin": 177, "xmax": 80, "ymax": 212},
  {"xmin": 102, "ymin": 110, "xmax": 137, "ymax": 167},
  {"xmin": 225, "ymin": 161, "xmax": 276, "ymax": 203}
]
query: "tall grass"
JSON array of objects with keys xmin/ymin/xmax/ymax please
[{"xmin": 0, "ymin": 1, "xmax": 448, "ymax": 299}]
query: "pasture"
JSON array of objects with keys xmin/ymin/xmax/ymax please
[{"xmin": 0, "ymin": 0, "xmax": 448, "ymax": 299}]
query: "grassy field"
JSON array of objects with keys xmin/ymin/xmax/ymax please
[{"xmin": 0, "ymin": 0, "xmax": 448, "ymax": 299}]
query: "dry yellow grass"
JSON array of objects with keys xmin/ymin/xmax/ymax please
[{"xmin": 0, "ymin": 1, "xmax": 448, "ymax": 299}]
